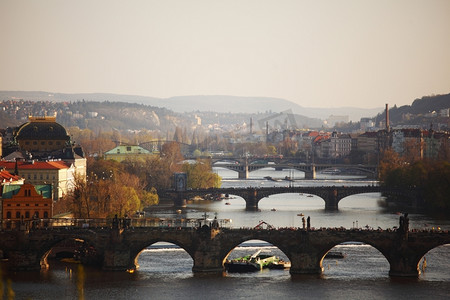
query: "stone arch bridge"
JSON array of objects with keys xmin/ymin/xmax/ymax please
[
  {"xmin": 210, "ymin": 158, "xmax": 377, "ymax": 179},
  {"xmin": 0, "ymin": 219, "xmax": 448, "ymax": 278},
  {"xmin": 165, "ymin": 186, "xmax": 422, "ymax": 210}
]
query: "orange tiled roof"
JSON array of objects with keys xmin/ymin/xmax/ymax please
[
  {"xmin": 0, "ymin": 161, "xmax": 69, "ymax": 170},
  {"xmin": 0, "ymin": 170, "xmax": 21, "ymax": 182}
]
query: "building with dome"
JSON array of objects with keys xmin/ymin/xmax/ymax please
[
  {"xmin": 1, "ymin": 115, "xmax": 86, "ymax": 201},
  {"xmin": 15, "ymin": 116, "xmax": 71, "ymax": 153}
]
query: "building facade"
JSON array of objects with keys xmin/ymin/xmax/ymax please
[
  {"xmin": 2, "ymin": 183, "xmax": 52, "ymax": 223},
  {"xmin": 14, "ymin": 116, "xmax": 71, "ymax": 153},
  {"xmin": 104, "ymin": 145, "xmax": 156, "ymax": 162},
  {"xmin": 0, "ymin": 161, "xmax": 71, "ymax": 201}
]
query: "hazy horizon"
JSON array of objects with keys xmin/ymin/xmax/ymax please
[{"xmin": 1, "ymin": 0, "xmax": 449, "ymax": 109}]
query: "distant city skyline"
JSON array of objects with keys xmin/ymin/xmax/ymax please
[{"xmin": 1, "ymin": 0, "xmax": 449, "ymax": 109}]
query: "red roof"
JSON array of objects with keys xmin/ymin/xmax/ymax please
[
  {"xmin": 0, "ymin": 161, "xmax": 69, "ymax": 170},
  {"xmin": 0, "ymin": 170, "xmax": 22, "ymax": 182}
]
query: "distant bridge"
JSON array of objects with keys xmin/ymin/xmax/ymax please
[
  {"xmin": 163, "ymin": 186, "xmax": 421, "ymax": 210},
  {"xmin": 210, "ymin": 158, "xmax": 377, "ymax": 179},
  {"xmin": 0, "ymin": 218, "xmax": 448, "ymax": 278}
]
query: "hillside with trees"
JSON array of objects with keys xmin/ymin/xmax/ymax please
[{"xmin": 374, "ymin": 93, "xmax": 450, "ymax": 129}]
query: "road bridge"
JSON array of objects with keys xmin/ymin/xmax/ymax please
[
  {"xmin": 0, "ymin": 218, "xmax": 448, "ymax": 278},
  {"xmin": 164, "ymin": 186, "xmax": 421, "ymax": 210},
  {"xmin": 212, "ymin": 160, "xmax": 377, "ymax": 179}
]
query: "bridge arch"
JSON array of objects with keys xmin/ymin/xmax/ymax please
[
  {"xmin": 321, "ymin": 242, "xmax": 390, "ymax": 278},
  {"xmin": 337, "ymin": 192, "xmax": 384, "ymax": 209},
  {"xmin": 34, "ymin": 232, "xmax": 101, "ymax": 270},
  {"xmin": 134, "ymin": 241, "xmax": 194, "ymax": 273},
  {"xmin": 128, "ymin": 238, "xmax": 195, "ymax": 271},
  {"xmin": 221, "ymin": 238, "xmax": 291, "ymax": 273},
  {"xmin": 258, "ymin": 192, "xmax": 326, "ymax": 211},
  {"xmin": 418, "ymin": 243, "xmax": 450, "ymax": 278}
]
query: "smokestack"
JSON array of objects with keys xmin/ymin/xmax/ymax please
[
  {"xmin": 250, "ymin": 117, "xmax": 253, "ymax": 134},
  {"xmin": 385, "ymin": 103, "xmax": 390, "ymax": 132},
  {"xmin": 14, "ymin": 157, "xmax": 19, "ymax": 176}
]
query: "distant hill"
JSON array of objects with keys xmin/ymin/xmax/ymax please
[
  {"xmin": 0, "ymin": 91, "xmax": 382, "ymax": 121},
  {"xmin": 374, "ymin": 93, "xmax": 450, "ymax": 126}
]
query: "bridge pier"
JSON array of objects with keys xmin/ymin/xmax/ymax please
[
  {"xmin": 103, "ymin": 247, "xmax": 136, "ymax": 271},
  {"xmin": 388, "ymin": 264, "xmax": 420, "ymax": 277},
  {"xmin": 324, "ymin": 188, "xmax": 339, "ymax": 210},
  {"xmin": 192, "ymin": 227, "xmax": 226, "ymax": 275},
  {"xmin": 173, "ymin": 192, "xmax": 187, "ymax": 207},
  {"xmin": 386, "ymin": 238, "xmax": 421, "ymax": 277},
  {"xmin": 192, "ymin": 258, "xmax": 225, "ymax": 275},
  {"xmin": 304, "ymin": 167, "xmax": 316, "ymax": 179},
  {"xmin": 289, "ymin": 253, "xmax": 324, "ymax": 276},
  {"xmin": 245, "ymin": 188, "xmax": 259, "ymax": 211},
  {"xmin": 6, "ymin": 250, "xmax": 46, "ymax": 271},
  {"xmin": 102, "ymin": 229, "xmax": 137, "ymax": 271},
  {"xmin": 237, "ymin": 168, "xmax": 248, "ymax": 179}
]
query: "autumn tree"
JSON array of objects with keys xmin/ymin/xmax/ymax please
[
  {"xmin": 65, "ymin": 160, "xmax": 159, "ymax": 218},
  {"xmin": 173, "ymin": 126, "xmax": 183, "ymax": 143},
  {"xmin": 161, "ymin": 141, "xmax": 184, "ymax": 173},
  {"xmin": 182, "ymin": 159, "xmax": 221, "ymax": 189},
  {"xmin": 378, "ymin": 148, "xmax": 404, "ymax": 182},
  {"xmin": 402, "ymin": 139, "xmax": 424, "ymax": 163},
  {"xmin": 66, "ymin": 172, "xmax": 95, "ymax": 218}
]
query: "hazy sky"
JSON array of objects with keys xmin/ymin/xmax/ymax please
[{"xmin": 1, "ymin": 0, "xmax": 449, "ymax": 108}]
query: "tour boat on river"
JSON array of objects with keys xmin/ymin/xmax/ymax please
[
  {"xmin": 324, "ymin": 251, "xmax": 346, "ymax": 259},
  {"xmin": 225, "ymin": 250, "xmax": 280, "ymax": 272}
]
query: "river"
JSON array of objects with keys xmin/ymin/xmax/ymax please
[{"xmin": 3, "ymin": 167, "xmax": 449, "ymax": 299}]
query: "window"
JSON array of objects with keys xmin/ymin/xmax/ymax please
[
  {"xmin": 7, "ymin": 204, "xmax": 11, "ymax": 207},
  {"xmin": 16, "ymin": 204, "xmax": 20, "ymax": 206},
  {"xmin": 117, "ymin": 149, "xmax": 120, "ymax": 153},
  {"xmin": 34, "ymin": 212, "xmax": 39, "ymax": 218},
  {"xmin": 44, "ymin": 212, "xmax": 49, "ymax": 218},
  {"xmin": 6, "ymin": 212, "xmax": 11, "ymax": 219},
  {"xmin": 127, "ymin": 146, "xmax": 132, "ymax": 152},
  {"xmin": 26, "ymin": 204, "xmax": 29, "ymax": 207},
  {"xmin": 25, "ymin": 212, "xmax": 30, "ymax": 218},
  {"xmin": 35, "ymin": 204, "xmax": 39, "ymax": 206},
  {"xmin": 16, "ymin": 212, "xmax": 20, "ymax": 218},
  {"xmin": 33, "ymin": 141, "xmax": 37, "ymax": 145}
]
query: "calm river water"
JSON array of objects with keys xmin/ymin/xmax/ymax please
[{"xmin": 3, "ymin": 167, "xmax": 450, "ymax": 299}]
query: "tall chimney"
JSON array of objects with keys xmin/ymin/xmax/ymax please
[
  {"xmin": 385, "ymin": 103, "xmax": 390, "ymax": 132},
  {"xmin": 250, "ymin": 117, "xmax": 253, "ymax": 134}
]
